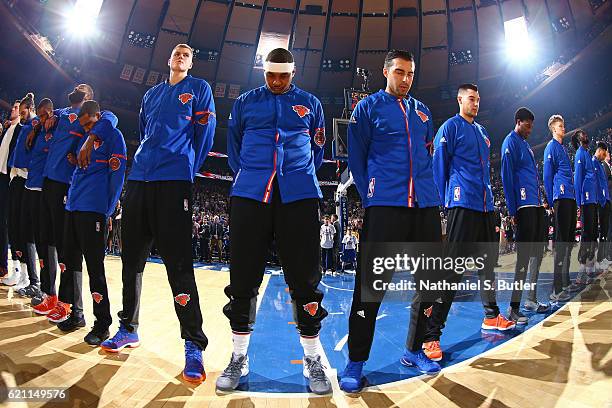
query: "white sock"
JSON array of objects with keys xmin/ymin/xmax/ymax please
[
  {"xmin": 300, "ymin": 335, "xmax": 319, "ymax": 357},
  {"xmin": 232, "ymin": 332, "xmax": 250, "ymax": 356}
]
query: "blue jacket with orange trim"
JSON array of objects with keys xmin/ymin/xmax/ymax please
[
  {"xmin": 543, "ymin": 138, "xmax": 575, "ymax": 203},
  {"xmin": 44, "ymin": 106, "xmax": 118, "ymax": 184},
  {"xmin": 66, "ymin": 120, "xmax": 127, "ymax": 217},
  {"xmin": 347, "ymin": 90, "xmax": 440, "ymax": 208},
  {"xmin": 8, "ymin": 118, "xmax": 35, "ymax": 171},
  {"xmin": 574, "ymin": 145, "xmax": 598, "ymax": 206},
  {"xmin": 227, "ymin": 84, "xmax": 325, "ymax": 203},
  {"xmin": 129, "ymin": 75, "xmax": 216, "ymax": 182},
  {"xmin": 25, "ymin": 125, "xmax": 52, "ymax": 190},
  {"xmin": 593, "ymin": 156, "xmax": 609, "ymax": 206},
  {"xmin": 500, "ymin": 130, "xmax": 543, "ymax": 216},
  {"xmin": 433, "ymin": 114, "xmax": 494, "ymax": 212}
]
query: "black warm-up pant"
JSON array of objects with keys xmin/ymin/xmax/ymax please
[
  {"xmin": 119, "ymin": 180, "xmax": 208, "ymax": 350},
  {"xmin": 346, "ymin": 206, "xmax": 442, "ymax": 362},
  {"xmin": 8, "ymin": 176, "xmax": 26, "ymax": 261},
  {"xmin": 510, "ymin": 206, "xmax": 546, "ymax": 310},
  {"xmin": 0, "ymin": 173, "xmax": 9, "ymax": 271},
  {"xmin": 578, "ymin": 204, "xmax": 598, "ymax": 265},
  {"xmin": 21, "ymin": 188, "xmax": 46, "ymax": 286},
  {"xmin": 597, "ymin": 201, "xmax": 609, "ymax": 263},
  {"xmin": 223, "ymin": 180, "xmax": 327, "ymax": 337},
  {"xmin": 553, "ymin": 199, "xmax": 577, "ymax": 293},
  {"xmin": 63, "ymin": 211, "xmax": 111, "ymax": 328},
  {"xmin": 427, "ymin": 207, "xmax": 499, "ymax": 342}
]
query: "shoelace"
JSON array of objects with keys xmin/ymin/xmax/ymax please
[
  {"xmin": 222, "ymin": 355, "xmax": 245, "ymax": 377},
  {"xmin": 185, "ymin": 342, "xmax": 203, "ymax": 365},
  {"xmin": 110, "ymin": 326, "xmax": 130, "ymax": 343},
  {"xmin": 345, "ymin": 361, "xmax": 364, "ymax": 377},
  {"xmin": 305, "ymin": 357, "xmax": 328, "ymax": 382}
]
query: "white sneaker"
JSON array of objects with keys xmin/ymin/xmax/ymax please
[
  {"xmin": 13, "ymin": 264, "xmax": 30, "ymax": 290},
  {"xmin": 1, "ymin": 261, "xmax": 21, "ymax": 286}
]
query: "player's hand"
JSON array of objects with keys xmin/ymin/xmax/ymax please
[
  {"xmin": 26, "ymin": 129, "xmax": 36, "ymax": 149},
  {"xmin": 67, "ymin": 153, "xmax": 76, "ymax": 166},
  {"xmin": 3, "ymin": 120, "xmax": 10, "ymax": 130},
  {"xmin": 78, "ymin": 135, "xmax": 96, "ymax": 169},
  {"xmin": 108, "ymin": 217, "xmax": 113, "ymax": 232},
  {"xmin": 45, "ymin": 115, "xmax": 57, "ymax": 131}
]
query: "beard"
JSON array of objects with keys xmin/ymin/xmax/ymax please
[{"xmin": 68, "ymin": 88, "xmax": 86, "ymax": 104}]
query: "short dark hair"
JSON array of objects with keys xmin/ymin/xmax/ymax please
[
  {"xmin": 515, "ymin": 107, "xmax": 534, "ymax": 123},
  {"xmin": 597, "ymin": 141, "xmax": 608, "ymax": 151},
  {"xmin": 458, "ymin": 83, "xmax": 478, "ymax": 94},
  {"xmin": 266, "ymin": 48, "xmax": 294, "ymax": 63},
  {"xmin": 384, "ymin": 50, "xmax": 415, "ymax": 68},
  {"xmin": 79, "ymin": 100, "xmax": 100, "ymax": 117},
  {"xmin": 572, "ymin": 129, "xmax": 587, "ymax": 150},
  {"xmin": 37, "ymin": 98, "xmax": 53, "ymax": 110}
]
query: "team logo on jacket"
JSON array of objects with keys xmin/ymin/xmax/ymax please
[
  {"xmin": 68, "ymin": 113, "xmax": 78, "ymax": 123},
  {"xmin": 92, "ymin": 292, "xmax": 103, "ymax": 304},
  {"xmin": 423, "ymin": 305, "xmax": 433, "ymax": 318},
  {"xmin": 197, "ymin": 111, "xmax": 214, "ymax": 125},
  {"xmin": 292, "ymin": 105, "xmax": 310, "ymax": 118},
  {"xmin": 454, "ymin": 186, "xmax": 461, "ymax": 202},
  {"xmin": 109, "ymin": 157, "xmax": 121, "ymax": 172},
  {"xmin": 520, "ymin": 188, "xmax": 526, "ymax": 201},
  {"xmin": 32, "ymin": 119, "xmax": 39, "ymax": 127},
  {"xmin": 367, "ymin": 178, "xmax": 376, "ymax": 198},
  {"xmin": 303, "ymin": 302, "xmax": 319, "ymax": 317},
  {"xmin": 416, "ymin": 110, "xmax": 429, "ymax": 123},
  {"xmin": 174, "ymin": 293, "xmax": 191, "ymax": 306},
  {"xmin": 314, "ymin": 128, "xmax": 326, "ymax": 147},
  {"xmin": 560, "ymin": 184, "xmax": 565, "ymax": 194},
  {"xmin": 93, "ymin": 139, "xmax": 103, "ymax": 150},
  {"xmin": 178, "ymin": 93, "xmax": 194, "ymax": 105}
]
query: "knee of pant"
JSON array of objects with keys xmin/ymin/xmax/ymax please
[
  {"xmin": 290, "ymin": 287, "xmax": 324, "ymax": 304},
  {"xmin": 295, "ymin": 299, "xmax": 328, "ymax": 321}
]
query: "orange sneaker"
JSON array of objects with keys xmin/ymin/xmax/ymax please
[
  {"xmin": 481, "ymin": 314, "xmax": 516, "ymax": 331},
  {"xmin": 422, "ymin": 340, "xmax": 443, "ymax": 362},
  {"xmin": 32, "ymin": 295, "xmax": 58, "ymax": 315},
  {"xmin": 47, "ymin": 302, "xmax": 71, "ymax": 323}
]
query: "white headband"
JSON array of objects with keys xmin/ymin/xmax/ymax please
[{"xmin": 263, "ymin": 61, "xmax": 295, "ymax": 73}]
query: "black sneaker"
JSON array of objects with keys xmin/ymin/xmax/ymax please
[
  {"xmin": 508, "ymin": 308, "xmax": 528, "ymax": 325},
  {"xmin": 57, "ymin": 314, "xmax": 86, "ymax": 332},
  {"xmin": 84, "ymin": 326, "xmax": 110, "ymax": 346}
]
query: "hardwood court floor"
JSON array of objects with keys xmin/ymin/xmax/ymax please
[{"xmin": 0, "ymin": 255, "xmax": 610, "ymax": 408}]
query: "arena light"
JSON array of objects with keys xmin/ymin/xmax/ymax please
[
  {"xmin": 255, "ymin": 32, "xmax": 289, "ymax": 69},
  {"xmin": 65, "ymin": 0, "xmax": 104, "ymax": 38},
  {"xmin": 504, "ymin": 16, "xmax": 532, "ymax": 59}
]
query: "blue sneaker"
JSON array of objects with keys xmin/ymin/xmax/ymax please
[
  {"xmin": 100, "ymin": 324, "xmax": 140, "ymax": 353},
  {"xmin": 182, "ymin": 340, "xmax": 205, "ymax": 384},
  {"xmin": 400, "ymin": 349, "xmax": 441, "ymax": 375},
  {"xmin": 339, "ymin": 360, "xmax": 365, "ymax": 393}
]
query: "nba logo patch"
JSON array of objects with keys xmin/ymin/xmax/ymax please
[
  {"xmin": 520, "ymin": 188, "xmax": 526, "ymax": 201},
  {"xmin": 367, "ymin": 178, "xmax": 376, "ymax": 198},
  {"xmin": 453, "ymin": 186, "xmax": 461, "ymax": 202},
  {"xmin": 96, "ymin": 222, "xmax": 100, "ymax": 232},
  {"xmin": 560, "ymin": 184, "xmax": 565, "ymax": 194},
  {"xmin": 63, "ymin": 196, "xmax": 67, "ymax": 205},
  {"xmin": 585, "ymin": 192, "xmax": 589, "ymax": 200},
  {"xmin": 184, "ymin": 199, "xmax": 189, "ymax": 211}
]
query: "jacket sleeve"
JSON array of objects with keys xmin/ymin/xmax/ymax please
[
  {"xmin": 433, "ymin": 121, "xmax": 454, "ymax": 207},
  {"xmin": 501, "ymin": 138, "xmax": 518, "ymax": 216},
  {"xmin": 574, "ymin": 150, "xmax": 584, "ymax": 204},
  {"xmin": 138, "ymin": 95, "xmax": 147, "ymax": 144},
  {"xmin": 106, "ymin": 130, "xmax": 127, "ymax": 217},
  {"xmin": 89, "ymin": 111, "xmax": 119, "ymax": 142},
  {"xmin": 310, "ymin": 98, "xmax": 325, "ymax": 171},
  {"xmin": 347, "ymin": 100, "xmax": 371, "ymax": 201},
  {"xmin": 543, "ymin": 144, "xmax": 555, "ymax": 204},
  {"xmin": 192, "ymin": 82, "xmax": 217, "ymax": 177},
  {"xmin": 227, "ymin": 97, "xmax": 243, "ymax": 175}
]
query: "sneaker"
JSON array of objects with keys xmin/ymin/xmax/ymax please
[
  {"xmin": 84, "ymin": 325, "xmax": 110, "ymax": 346},
  {"xmin": 422, "ymin": 340, "xmax": 442, "ymax": 362},
  {"xmin": 0, "ymin": 266, "xmax": 7, "ymax": 279},
  {"xmin": 100, "ymin": 325, "xmax": 140, "ymax": 352},
  {"xmin": 216, "ymin": 353, "xmax": 249, "ymax": 392},
  {"xmin": 13, "ymin": 267, "xmax": 29, "ymax": 291},
  {"xmin": 400, "ymin": 349, "xmax": 441, "ymax": 375},
  {"xmin": 18, "ymin": 284, "xmax": 42, "ymax": 298},
  {"xmin": 549, "ymin": 290, "xmax": 571, "ymax": 303},
  {"xmin": 47, "ymin": 302, "xmax": 71, "ymax": 323},
  {"xmin": 523, "ymin": 300, "xmax": 550, "ymax": 313},
  {"xmin": 508, "ymin": 308, "xmax": 528, "ymax": 325},
  {"xmin": 32, "ymin": 295, "xmax": 58, "ymax": 315},
  {"xmin": 339, "ymin": 360, "xmax": 366, "ymax": 393},
  {"xmin": 57, "ymin": 313, "xmax": 86, "ymax": 332},
  {"xmin": 31, "ymin": 293, "xmax": 46, "ymax": 307},
  {"xmin": 303, "ymin": 355, "xmax": 331, "ymax": 395},
  {"xmin": 576, "ymin": 271, "xmax": 594, "ymax": 285},
  {"xmin": 566, "ymin": 281, "xmax": 584, "ymax": 292},
  {"xmin": 481, "ymin": 314, "xmax": 516, "ymax": 331},
  {"xmin": 182, "ymin": 340, "xmax": 205, "ymax": 384},
  {"xmin": 1, "ymin": 267, "xmax": 20, "ymax": 286}
]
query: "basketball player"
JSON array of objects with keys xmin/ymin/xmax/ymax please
[
  {"xmin": 100, "ymin": 44, "xmax": 216, "ymax": 385},
  {"xmin": 60, "ymin": 100, "xmax": 126, "ymax": 344},
  {"xmin": 593, "ymin": 142, "xmax": 609, "ymax": 273},
  {"xmin": 339, "ymin": 50, "xmax": 442, "ymax": 393},
  {"xmin": 500, "ymin": 107, "xmax": 549, "ymax": 320},
  {"xmin": 543, "ymin": 115, "xmax": 576, "ymax": 302},
  {"xmin": 430, "ymin": 84, "xmax": 516, "ymax": 357},
  {"xmin": 217, "ymin": 48, "xmax": 330, "ymax": 394}
]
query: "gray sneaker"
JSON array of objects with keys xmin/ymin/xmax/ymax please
[
  {"xmin": 303, "ymin": 355, "xmax": 331, "ymax": 395},
  {"xmin": 216, "ymin": 353, "xmax": 249, "ymax": 392},
  {"xmin": 550, "ymin": 290, "xmax": 571, "ymax": 303},
  {"xmin": 19, "ymin": 285, "xmax": 42, "ymax": 298},
  {"xmin": 523, "ymin": 300, "xmax": 550, "ymax": 313},
  {"xmin": 508, "ymin": 308, "xmax": 528, "ymax": 325},
  {"xmin": 574, "ymin": 272, "xmax": 593, "ymax": 285}
]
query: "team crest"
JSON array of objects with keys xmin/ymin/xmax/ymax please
[
  {"xmin": 314, "ymin": 128, "xmax": 325, "ymax": 147},
  {"xmin": 109, "ymin": 157, "xmax": 121, "ymax": 172},
  {"xmin": 68, "ymin": 113, "xmax": 78, "ymax": 124},
  {"xmin": 32, "ymin": 119, "xmax": 39, "ymax": 127},
  {"xmin": 423, "ymin": 305, "xmax": 433, "ymax": 318},
  {"xmin": 197, "ymin": 111, "xmax": 215, "ymax": 125},
  {"xmin": 292, "ymin": 105, "xmax": 310, "ymax": 118},
  {"xmin": 303, "ymin": 302, "xmax": 319, "ymax": 317},
  {"xmin": 178, "ymin": 93, "xmax": 194, "ymax": 105},
  {"xmin": 92, "ymin": 292, "xmax": 103, "ymax": 304},
  {"xmin": 416, "ymin": 110, "xmax": 429, "ymax": 123},
  {"xmin": 174, "ymin": 293, "xmax": 191, "ymax": 306}
]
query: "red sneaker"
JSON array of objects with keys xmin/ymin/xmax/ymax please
[
  {"xmin": 422, "ymin": 340, "xmax": 443, "ymax": 362},
  {"xmin": 482, "ymin": 314, "xmax": 516, "ymax": 331},
  {"xmin": 47, "ymin": 302, "xmax": 71, "ymax": 323},
  {"xmin": 32, "ymin": 295, "xmax": 58, "ymax": 315}
]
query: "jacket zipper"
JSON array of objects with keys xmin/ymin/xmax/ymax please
[{"xmin": 397, "ymin": 100, "xmax": 414, "ymax": 207}]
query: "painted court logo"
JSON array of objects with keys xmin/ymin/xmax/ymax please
[
  {"xmin": 292, "ymin": 105, "xmax": 310, "ymax": 118},
  {"xmin": 92, "ymin": 292, "xmax": 103, "ymax": 304},
  {"xmin": 303, "ymin": 302, "xmax": 319, "ymax": 317},
  {"xmin": 178, "ymin": 93, "xmax": 194, "ymax": 105},
  {"xmin": 174, "ymin": 293, "xmax": 191, "ymax": 306}
]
